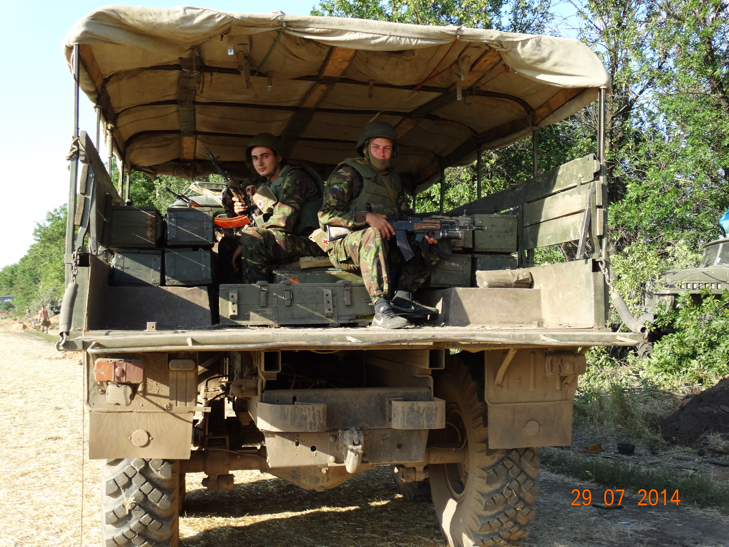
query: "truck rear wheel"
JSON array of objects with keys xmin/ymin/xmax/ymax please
[
  {"xmin": 102, "ymin": 458, "xmax": 180, "ymax": 547},
  {"xmin": 429, "ymin": 357, "xmax": 540, "ymax": 547}
]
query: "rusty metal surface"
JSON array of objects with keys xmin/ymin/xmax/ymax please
[{"xmin": 68, "ymin": 327, "xmax": 641, "ymax": 354}]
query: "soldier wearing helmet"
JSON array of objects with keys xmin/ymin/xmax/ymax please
[
  {"xmin": 317, "ymin": 122, "xmax": 439, "ymax": 329},
  {"xmin": 227, "ymin": 133, "xmax": 325, "ymax": 283}
]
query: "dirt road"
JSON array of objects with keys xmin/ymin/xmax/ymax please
[{"xmin": 1, "ymin": 329, "xmax": 727, "ymax": 547}]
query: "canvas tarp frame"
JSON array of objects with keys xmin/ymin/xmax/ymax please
[{"xmin": 63, "ymin": 6, "xmax": 609, "ymax": 194}]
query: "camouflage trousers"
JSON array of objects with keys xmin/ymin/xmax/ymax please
[
  {"xmin": 221, "ymin": 227, "xmax": 324, "ymax": 284},
  {"xmin": 328, "ymin": 226, "xmax": 439, "ymax": 304}
]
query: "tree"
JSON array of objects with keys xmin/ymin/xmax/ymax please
[
  {"xmin": 0, "ymin": 206, "xmax": 67, "ymax": 314},
  {"xmin": 613, "ymin": 0, "xmax": 729, "ymax": 249}
]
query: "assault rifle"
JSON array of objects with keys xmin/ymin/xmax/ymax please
[
  {"xmin": 165, "ymin": 187, "xmax": 201, "ymax": 208},
  {"xmin": 326, "ymin": 217, "xmax": 471, "ymax": 261},
  {"xmin": 204, "ymin": 147, "xmax": 259, "ymax": 228}
]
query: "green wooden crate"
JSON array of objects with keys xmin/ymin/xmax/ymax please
[
  {"xmin": 105, "ymin": 207, "xmax": 162, "ymax": 248},
  {"xmin": 111, "ymin": 250, "xmax": 162, "ymax": 286},
  {"xmin": 422, "ymin": 253, "xmax": 472, "ymax": 288},
  {"xmin": 273, "ymin": 268, "xmax": 364, "ymax": 284},
  {"xmin": 220, "ymin": 281, "xmax": 373, "ymax": 326},
  {"xmin": 166, "ymin": 207, "xmax": 214, "ymax": 247},
  {"xmin": 470, "ymin": 214, "xmax": 517, "ymax": 253},
  {"xmin": 165, "ymin": 249, "xmax": 212, "ymax": 286}
]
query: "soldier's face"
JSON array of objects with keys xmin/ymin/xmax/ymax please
[
  {"xmin": 245, "ymin": 184, "xmax": 257, "ymax": 199},
  {"xmin": 369, "ymin": 138, "xmax": 393, "ymax": 161},
  {"xmin": 250, "ymin": 146, "xmax": 282, "ymax": 177}
]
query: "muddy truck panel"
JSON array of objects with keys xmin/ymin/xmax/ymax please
[{"xmin": 57, "ymin": 8, "xmax": 641, "ymax": 547}]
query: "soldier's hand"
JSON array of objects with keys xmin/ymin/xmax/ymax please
[
  {"xmin": 232, "ymin": 195, "xmax": 248, "ymax": 215},
  {"xmin": 424, "ymin": 235, "xmax": 437, "ymax": 244},
  {"xmin": 365, "ymin": 213, "xmax": 395, "ymax": 239}
]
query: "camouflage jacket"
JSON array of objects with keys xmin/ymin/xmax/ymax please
[
  {"xmin": 262, "ymin": 165, "xmax": 321, "ymax": 234},
  {"xmin": 318, "ymin": 163, "xmax": 412, "ymax": 230}
]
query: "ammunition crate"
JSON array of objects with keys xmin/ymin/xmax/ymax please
[
  {"xmin": 470, "ymin": 214, "xmax": 517, "ymax": 253},
  {"xmin": 423, "ymin": 253, "xmax": 472, "ymax": 288},
  {"xmin": 166, "ymin": 207, "xmax": 214, "ymax": 247},
  {"xmin": 165, "ymin": 249, "xmax": 213, "ymax": 286},
  {"xmin": 472, "ymin": 253, "xmax": 517, "ymax": 271},
  {"xmin": 219, "ymin": 281, "xmax": 373, "ymax": 326},
  {"xmin": 273, "ymin": 269, "xmax": 365, "ymax": 284},
  {"xmin": 104, "ymin": 207, "xmax": 162, "ymax": 248},
  {"xmin": 111, "ymin": 250, "xmax": 162, "ymax": 286}
]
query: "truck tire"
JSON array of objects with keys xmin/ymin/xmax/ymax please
[
  {"xmin": 429, "ymin": 357, "xmax": 540, "ymax": 547},
  {"xmin": 102, "ymin": 458, "xmax": 180, "ymax": 547}
]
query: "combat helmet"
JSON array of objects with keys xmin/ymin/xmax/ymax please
[
  {"xmin": 246, "ymin": 133, "xmax": 284, "ymax": 163},
  {"xmin": 355, "ymin": 121, "xmax": 398, "ymax": 157}
]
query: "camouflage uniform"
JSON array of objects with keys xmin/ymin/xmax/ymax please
[
  {"xmin": 318, "ymin": 162, "xmax": 439, "ymax": 304},
  {"xmin": 236, "ymin": 165, "xmax": 324, "ymax": 283}
]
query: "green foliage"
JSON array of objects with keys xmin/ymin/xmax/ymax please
[
  {"xmin": 0, "ymin": 206, "xmax": 67, "ymax": 314},
  {"xmin": 646, "ymin": 290, "xmax": 729, "ymax": 386},
  {"xmin": 1, "ymin": 301, "xmax": 15, "ymax": 313},
  {"xmin": 610, "ymin": 240, "xmax": 700, "ymax": 314}
]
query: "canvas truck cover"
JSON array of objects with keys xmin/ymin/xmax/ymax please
[{"xmin": 63, "ymin": 7, "xmax": 609, "ymax": 194}]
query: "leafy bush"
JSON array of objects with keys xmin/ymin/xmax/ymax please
[{"xmin": 645, "ymin": 289, "xmax": 729, "ymax": 387}]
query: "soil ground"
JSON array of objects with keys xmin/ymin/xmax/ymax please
[
  {"xmin": 659, "ymin": 376, "xmax": 729, "ymax": 446},
  {"xmin": 1, "ymin": 326, "xmax": 727, "ymax": 547}
]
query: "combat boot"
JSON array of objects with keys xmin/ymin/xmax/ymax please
[
  {"xmin": 372, "ymin": 298, "xmax": 411, "ymax": 329},
  {"xmin": 390, "ymin": 290, "xmax": 438, "ymax": 320}
]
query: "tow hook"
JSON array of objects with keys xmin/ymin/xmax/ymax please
[{"xmin": 339, "ymin": 428, "xmax": 364, "ymax": 474}]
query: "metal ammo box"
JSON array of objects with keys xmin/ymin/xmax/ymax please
[
  {"xmin": 471, "ymin": 214, "xmax": 517, "ymax": 253},
  {"xmin": 423, "ymin": 253, "xmax": 473, "ymax": 288},
  {"xmin": 104, "ymin": 206, "xmax": 162, "ymax": 248},
  {"xmin": 165, "ymin": 249, "xmax": 213, "ymax": 286},
  {"xmin": 166, "ymin": 207, "xmax": 214, "ymax": 247},
  {"xmin": 111, "ymin": 250, "xmax": 162, "ymax": 286},
  {"xmin": 219, "ymin": 279, "xmax": 373, "ymax": 326}
]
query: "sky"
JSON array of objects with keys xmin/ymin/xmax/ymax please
[
  {"xmin": 0, "ymin": 0, "xmax": 317, "ymax": 269},
  {"xmin": 0, "ymin": 0, "xmax": 579, "ymax": 270}
]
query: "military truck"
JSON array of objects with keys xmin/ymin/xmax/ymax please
[{"xmin": 59, "ymin": 8, "xmax": 641, "ymax": 547}]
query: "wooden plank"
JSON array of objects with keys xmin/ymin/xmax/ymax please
[
  {"xmin": 280, "ymin": 47, "xmax": 356, "ymax": 157},
  {"xmin": 466, "ymin": 49, "xmax": 503, "ymax": 85},
  {"xmin": 181, "ymin": 136, "xmax": 196, "ymax": 161},
  {"xmin": 448, "ymin": 154, "xmax": 598, "ymax": 215},
  {"xmin": 523, "ymin": 213, "xmax": 583, "ymax": 249},
  {"xmin": 320, "ymin": 47, "xmax": 356, "ymax": 78},
  {"xmin": 79, "ymin": 131, "xmax": 122, "ymax": 206},
  {"xmin": 178, "ymin": 57, "xmax": 198, "ymax": 161},
  {"xmin": 300, "ymin": 256, "xmax": 333, "ymax": 269},
  {"xmin": 299, "ymin": 83, "xmax": 331, "ymax": 109},
  {"xmin": 523, "ymin": 182, "xmax": 598, "ymax": 227},
  {"xmin": 535, "ymin": 87, "xmax": 585, "ymax": 123},
  {"xmin": 395, "ymin": 118, "xmax": 418, "ymax": 138}
]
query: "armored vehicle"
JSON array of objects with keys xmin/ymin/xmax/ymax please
[
  {"xmin": 59, "ymin": 7, "xmax": 641, "ymax": 547},
  {"xmin": 644, "ymin": 237, "xmax": 729, "ymax": 316}
]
